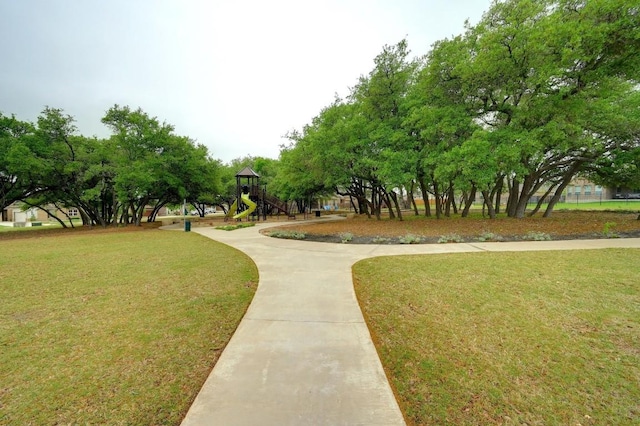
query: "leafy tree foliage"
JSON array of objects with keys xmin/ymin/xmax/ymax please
[
  {"xmin": 2, "ymin": 105, "xmax": 222, "ymax": 226},
  {"xmin": 4, "ymin": 1, "xmax": 638, "ymax": 225},
  {"xmin": 0, "ymin": 114, "xmax": 37, "ymax": 212},
  {"xmin": 279, "ymin": 0, "xmax": 640, "ymax": 219},
  {"xmin": 102, "ymin": 105, "xmax": 222, "ymax": 224}
]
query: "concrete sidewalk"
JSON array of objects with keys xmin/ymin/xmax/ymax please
[{"xmin": 180, "ymin": 220, "xmax": 640, "ymax": 425}]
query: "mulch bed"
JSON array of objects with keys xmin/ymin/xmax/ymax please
[
  {"xmin": 263, "ymin": 211, "xmax": 640, "ymax": 244},
  {"xmin": 4, "ymin": 211, "xmax": 639, "ymax": 245}
]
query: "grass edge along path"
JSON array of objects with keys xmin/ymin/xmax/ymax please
[
  {"xmin": 353, "ymin": 249, "xmax": 640, "ymax": 425},
  {"xmin": 0, "ymin": 230, "xmax": 258, "ymax": 425}
]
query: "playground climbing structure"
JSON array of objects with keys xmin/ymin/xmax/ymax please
[{"xmin": 225, "ymin": 167, "xmax": 294, "ymax": 221}]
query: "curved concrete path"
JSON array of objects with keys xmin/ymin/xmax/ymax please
[{"xmin": 180, "ymin": 218, "xmax": 640, "ymax": 425}]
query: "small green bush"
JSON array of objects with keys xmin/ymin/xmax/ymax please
[
  {"xmin": 372, "ymin": 236, "xmax": 391, "ymax": 244},
  {"xmin": 400, "ymin": 234, "xmax": 423, "ymax": 244},
  {"xmin": 215, "ymin": 223, "xmax": 256, "ymax": 231},
  {"xmin": 522, "ymin": 231, "xmax": 551, "ymax": 241},
  {"xmin": 340, "ymin": 232, "xmax": 353, "ymax": 243},
  {"xmin": 602, "ymin": 222, "xmax": 619, "ymax": 238},
  {"xmin": 476, "ymin": 232, "xmax": 505, "ymax": 242},
  {"xmin": 437, "ymin": 234, "xmax": 464, "ymax": 244},
  {"xmin": 267, "ymin": 230, "xmax": 307, "ymax": 240}
]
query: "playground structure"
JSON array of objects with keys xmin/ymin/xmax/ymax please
[
  {"xmin": 225, "ymin": 167, "xmax": 293, "ymax": 221},
  {"xmin": 227, "ymin": 188, "xmax": 257, "ymax": 220}
]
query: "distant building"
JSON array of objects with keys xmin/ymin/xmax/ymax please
[
  {"xmin": 564, "ymin": 178, "xmax": 612, "ymax": 202},
  {"xmin": 534, "ymin": 177, "xmax": 639, "ymax": 204},
  {"xmin": 1, "ymin": 202, "xmax": 51, "ymax": 223},
  {"xmin": 1, "ymin": 201, "xmax": 169, "ymax": 225}
]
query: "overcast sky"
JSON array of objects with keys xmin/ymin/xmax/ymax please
[{"xmin": 1, "ymin": 0, "xmax": 490, "ymax": 163}]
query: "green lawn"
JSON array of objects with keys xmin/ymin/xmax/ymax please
[
  {"xmin": 534, "ymin": 200, "xmax": 640, "ymax": 211},
  {"xmin": 0, "ymin": 229, "xmax": 257, "ymax": 425},
  {"xmin": 0, "ymin": 220, "xmax": 79, "ymax": 233},
  {"xmin": 0, "ymin": 224, "xmax": 60, "ymax": 233},
  {"xmin": 354, "ymin": 249, "xmax": 640, "ymax": 425}
]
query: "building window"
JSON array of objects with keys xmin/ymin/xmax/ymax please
[
  {"xmin": 567, "ymin": 185, "xmax": 573, "ymax": 196},
  {"xmin": 595, "ymin": 185, "xmax": 603, "ymax": 194},
  {"xmin": 584, "ymin": 185, "xmax": 591, "ymax": 196},
  {"xmin": 575, "ymin": 186, "xmax": 581, "ymax": 195},
  {"xmin": 68, "ymin": 208, "xmax": 79, "ymax": 217}
]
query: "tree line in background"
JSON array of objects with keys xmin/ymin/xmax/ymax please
[
  {"xmin": 0, "ymin": 106, "xmax": 222, "ymax": 226},
  {"xmin": 277, "ymin": 0, "xmax": 640, "ymax": 219},
  {"xmin": 2, "ymin": 0, "xmax": 639, "ymax": 226},
  {"xmin": 0, "ymin": 102, "xmax": 287, "ymax": 227}
]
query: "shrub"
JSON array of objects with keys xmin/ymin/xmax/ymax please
[
  {"xmin": 522, "ymin": 231, "xmax": 551, "ymax": 241},
  {"xmin": 400, "ymin": 234, "xmax": 423, "ymax": 244},
  {"xmin": 437, "ymin": 233, "xmax": 464, "ymax": 244},
  {"xmin": 340, "ymin": 232, "xmax": 353, "ymax": 243},
  {"xmin": 267, "ymin": 230, "xmax": 307, "ymax": 240},
  {"xmin": 476, "ymin": 232, "xmax": 505, "ymax": 242},
  {"xmin": 602, "ymin": 222, "xmax": 619, "ymax": 238},
  {"xmin": 372, "ymin": 236, "xmax": 391, "ymax": 244},
  {"xmin": 215, "ymin": 223, "xmax": 256, "ymax": 231}
]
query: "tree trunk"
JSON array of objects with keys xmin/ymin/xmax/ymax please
[
  {"xmin": 461, "ymin": 184, "xmax": 477, "ymax": 217},
  {"xmin": 417, "ymin": 172, "xmax": 431, "ymax": 217},
  {"xmin": 383, "ymin": 189, "xmax": 396, "ymax": 219},
  {"xmin": 444, "ymin": 192, "xmax": 451, "ymax": 217},
  {"xmin": 514, "ymin": 176, "xmax": 534, "ymax": 219},
  {"xmin": 543, "ymin": 164, "xmax": 582, "ymax": 217},
  {"xmin": 371, "ymin": 186, "xmax": 381, "ymax": 220},
  {"xmin": 403, "ymin": 186, "xmax": 411, "ymax": 209},
  {"xmin": 449, "ymin": 186, "xmax": 458, "ymax": 215},
  {"xmin": 515, "ymin": 174, "xmax": 548, "ymax": 219},
  {"xmin": 424, "ymin": 193, "xmax": 431, "ymax": 217},
  {"xmin": 358, "ymin": 196, "xmax": 371, "ymax": 218},
  {"xmin": 349, "ymin": 196, "xmax": 358, "ymax": 213},
  {"xmin": 132, "ymin": 202, "xmax": 141, "ymax": 226},
  {"xmin": 111, "ymin": 190, "xmax": 117, "ymax": 227},
  {"xmin": 494, "ymin": 176, "xmax": 504, "ymax": 214},
  {"xmin": 124, "ymin": 201, "xmax": 134, "ymax": 224},
  {"xmin": 482, "ymin": 190, "xmax": 496, "ymax": 219},
  {"xmin": 433, "ymin": 178, "xmax": 442, "ymax": 219},
  {"xmin": 389, "ymin": 191, "xmax": 403, "ymax": 221},
  {"xmin": 506, "ymin": 178, "xmax": 519, "ymax": 218},
  {"xmin": 79, "ymin": 209, "xmax": 91, "ymax": 226},
  {"xmin": 418, "ymin": 184, "xmax": 430, "ymax": 216},
  {"xmin": 139, "ymin": 198, "xmax": 151, "ymax": 224},
  {"xmin": 148, "ymin": 200, "xmax": 168, "ymax": 222},
  {"xmin": 542, "ymin": 184, "xmax": 565, "ymax": 218},
  {"xmin": 529, "ymin": 185, "xmax": 555, "ymax": 217},
  {"xmin": 408, "ymin": 181, "xmax": 419, "ymax": 216}
]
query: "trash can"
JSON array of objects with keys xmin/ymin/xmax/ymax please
[
  {"xmin": 184, "ymin": 220, "xmax": 191, "ymax": 232},
  {"xmin": 315, "ymin": 210, "xmax": 321, "ymax": 217}
]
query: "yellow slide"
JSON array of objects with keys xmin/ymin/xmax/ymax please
[
  {"xmin": 232, "ymin": 193, "xmax": 257, "ymax": 219},
  {"xmin": 225, "ymin": 198, "xmax": 238, "ymax": 219}
]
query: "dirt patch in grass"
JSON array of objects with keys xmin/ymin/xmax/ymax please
[{"xmin": 265, "ymin": 211, "xmax": 640, "ymax": 243}]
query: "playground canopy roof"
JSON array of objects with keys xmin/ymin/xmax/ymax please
[{"xmin": 235, "ymin": 167, "xmax": 260, "ymax": 178}]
